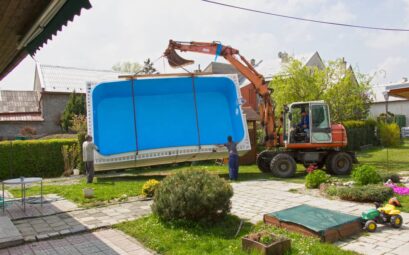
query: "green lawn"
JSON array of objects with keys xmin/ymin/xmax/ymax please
[
  {"xmin": 115, "ymin": 214, "xmax": 359, "ymax": 255},
  {"xmin": 8, "ymin": 176, "xmax": 149, "ymax": 207},
  {"xmin": 125, "ymin": 162, "xmax": 308, "ymax": 183},
  {"xmin": 357, "ymin": 140, "xmax": 409, "ymax": 173},
  {"xmin": 395, "ymin": 195, "xmax": 409, "ymax": 213}
]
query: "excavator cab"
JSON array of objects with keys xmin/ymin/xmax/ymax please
[{"xmin": 287, "ymin": 101, "xmax": 332, "ymax": 145}]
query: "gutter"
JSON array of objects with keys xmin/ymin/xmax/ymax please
[{"xmin": 17, "ymin": 0, "xmax": 67, "ymax": 50}]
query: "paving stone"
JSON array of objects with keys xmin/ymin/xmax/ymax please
[
  {"xmin": 59, "ymin": 229, "xmax": 71, "ymax": 235},
  {"xmin": 0, "ymin": 216, "xmax": 23, "ymax": 249},
  {"xmin": 36, "ymin": 234, "xmax": 49, "ymax": 241},
  {"xmin": 23, "ymin": 235, "xmax": 36, "ymax": 242}
]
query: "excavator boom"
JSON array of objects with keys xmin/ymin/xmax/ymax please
[{"xmin": 164, "ymin": 40, "xmax": 279, "ymax": 148}]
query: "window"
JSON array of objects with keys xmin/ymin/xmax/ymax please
[{"xmin": 311, "ymin": 104, "xmax": 330, "ymax": 130}]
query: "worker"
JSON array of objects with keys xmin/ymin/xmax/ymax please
[
  {"xmin": 82, "ymin": 135, "xmax": 99, "ymax": 184},
  {"xmin": 220, "ymin": 136, "xmax": 239, "ymax": 181},
  {"xmin": 298, "ymin": 110, "xmax": 310, "ymax": 130}
]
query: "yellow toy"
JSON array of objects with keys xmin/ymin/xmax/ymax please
[{"xmin": 362, "ymin": 201, "xmax": 403, "ymax": 232}]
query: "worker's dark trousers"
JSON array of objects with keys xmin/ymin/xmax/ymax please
[
  {"xmin": 85, "ymin": 161, "xmax": 94, "ymax": 184},
  {"xmin": 228, "ymin": 154, "xmax": 239, "ymax": 180}
]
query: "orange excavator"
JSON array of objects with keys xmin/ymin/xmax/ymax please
[{"xmin": 164, "ymin": 40, "xmax": 356, "ymax": 177}]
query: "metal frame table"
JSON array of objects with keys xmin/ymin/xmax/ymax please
[{"xmin": 2, "ymin": 177, "xmax": 43, "ymax": 212}]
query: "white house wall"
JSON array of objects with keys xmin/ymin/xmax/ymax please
[{"xmin": 369, "ymin": 100, "xmax": 409, "ymax": 124}]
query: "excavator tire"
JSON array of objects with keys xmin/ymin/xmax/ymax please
[
  {"xmin": 325, "ymin": 152, "xmax": 352, "ymax": 175},
  {"xmin": 257, "ymin": 151, "xmax": 275, "ymax": 173},
  {"xmin": 270, "ymin": 153, "xmax": 296, "ymax": 178}
]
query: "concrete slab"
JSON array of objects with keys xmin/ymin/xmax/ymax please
[{"xmin": 0, "ymin": 216, "xmax": 23, "ymax": 248}]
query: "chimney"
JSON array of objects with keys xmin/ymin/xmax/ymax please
[
  {"xmin": 402, "ymin": 77, "xmax": 408, "ymax": 83},
  {"xmin": 278, "ymin": 52, "xmax": 289, "ymax": 63},
  {"xmin": 341, "ymin": 57, "xmax": 347, "ymax": 72},
  {"xmin": 250, "ymin": 59, "xmax": 256, "ymax": 66}
]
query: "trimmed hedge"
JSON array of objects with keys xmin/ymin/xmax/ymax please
[
  {"xmin": 0, "ymin": 139, "xmax": 77, "ymax": 179},
  {"xmin": 326, "ymin": 184, "xmax": 393, "ymax": 202},
  {"xmin": 342, "ymin": 119, "xmax": 378, "ymax": 150}
]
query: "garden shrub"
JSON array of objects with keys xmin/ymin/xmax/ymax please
[
  {"xmin": 61, "ymin": 143, "xmax": 80, "ymax": 176},
  {"xmin": 0, "ymin": 139, "xmax": 77, "ymax": 179},
  {"xmin": 77, "ymin": 132, "xmax": 87, "ymax": 172},
  {"xmin": 152, "ymin": 169, "xmax": 233, "ymax": 222},
  {"xmin": 378, "ymin": 122, "xmax": 400, "ymax": 147},
  {"xmin": 352, "ymin": 164, "xmax": 382, "ymax": 185},
  {"xmin": 305, "ymin": 170, "xmax": 329, "ymax": 189},
  {"xmin": 327, "ymin": 184, "xmax": 393, "ymax": 202},
  {"xmin": 141, "ymin": 179, "xmax": 160, "ymax": 197},
  {"xmin": 379, "ymin": 172, "xmax": 400, "ymax": 183}
]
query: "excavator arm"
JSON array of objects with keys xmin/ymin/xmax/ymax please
[{"xmin": 164, "ymin": 40, "xmax": 279, "ymax": 148}]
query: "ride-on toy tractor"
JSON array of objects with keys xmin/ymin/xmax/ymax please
[{"xmin": 362, "ymin": 202, "xmax": 403, "ymax": 232}]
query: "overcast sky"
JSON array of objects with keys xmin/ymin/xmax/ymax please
[{"xmin": 2, "ymin": 0, "xmax": 409, "ymax": 90}]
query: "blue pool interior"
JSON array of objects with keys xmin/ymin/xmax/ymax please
[{"xmin": 92, "ymin": 76, "xmax": 245, "ymax": 155}]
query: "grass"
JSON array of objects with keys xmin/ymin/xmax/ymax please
[
  {"xmin": 125, "ymin": 161, "xmax": 309, "ymax": 183},
  {"xmin": 357, "ymin": 140, "xmax": 409, "ymax": 173},
  {"xmin": 115, "ymin": 214, "xmax": 359, "ymax": 255},
  {"xmin": 8, "ymin": 176, "xmax": 152, "ymax": 207},
  {"xmin": 396, "ymin": 195, "xmax": 409, "ymax": 213}
]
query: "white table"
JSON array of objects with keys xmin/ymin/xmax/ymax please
[{"xmin": 2, "ymin": 177, "xmax": 43, "ymax": 212}]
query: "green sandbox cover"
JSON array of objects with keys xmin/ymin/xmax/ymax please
[{"xmin": 267, "ymin": 205, "xmax": 361, "ymax": 235}]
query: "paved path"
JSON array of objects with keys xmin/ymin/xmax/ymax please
[
  {"xmin": 1, "ymin": 195, "xmax": 78, "ymax": 220},
  {"xmin": 231, "ymin": 180, "xmax": 409, "ymax": 255},
  {"xmin": 13, "ymin": 200, "xmax": 151, "ymax": 242},
  {"xmin": 0, "ymin": 229, "xmax": 153, "ymax": 255}
]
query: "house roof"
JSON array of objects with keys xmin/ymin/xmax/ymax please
[
  {"xmin": 0, "ymin": 112, "xmax": 43, "ymax": 122},
  {"xmin": 36, "ymin": 64, "xmax": 127, "ymax": 93},
  {"xmin": 0, "ymin": 90, "xmax": 41, "ymax": 113},
  {"xmin": 0, "ymin": 90, "xmax": 43, "ymax": 122},
  {"xmin": 240, "ymin": 52, "xmax": 322, "ymax": 88},
  {"xmin": 0, "ymin": 0, "xmax": 91, "ymax": 81},
  {"xmin": 371, "ymin": 81, "xmax": 409, "ymax": 103},
  {"xmin": 242, "ymin": 106, "xmax": 261, "ymax": 121}
]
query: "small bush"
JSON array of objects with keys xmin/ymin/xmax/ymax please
[
  {"xmin": 141, "ymin": 179, "xmax": 160, "ymax": 197},
  {"xmin": 325, "ymin": 185, "xmax": 338, "ymax": 196},
  {"xmin": 378, "ymin": 122, "xmax": 400, "ymax": 147},
  {"xmin": 327, "ymin": 184, "xmax": 393, "ymax": 202},
  {"xmin": 61, "ymin": 143, "xmax": 80, "ymax": 176},
  {"xmin": 19, "ymin": 126, "xmax": 37, "ymax": 137},
  {"xmin": 152, "ymin": 169, "xmax": 233, "ymax": 222},
  {"xmin": 305, "ymin": 170, "xmax": 329, "ymax": 189},
  {"xmin": 379, "ymin": 172, "xmax": 400, "ymax": 183},
  {"xmin": 352, "ymin": 165, "xmax": 382, "ymax": 185}
]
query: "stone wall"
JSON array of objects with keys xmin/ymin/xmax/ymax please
[{"xmin": 0, "ymin": 93, "xmax": 70, "ymax": 139}]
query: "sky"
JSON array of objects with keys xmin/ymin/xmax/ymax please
[{"xmin": 2, "ymin": 0, "xmax": 409, "ymax": 90}]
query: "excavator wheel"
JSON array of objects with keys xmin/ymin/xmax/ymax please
[
  {"xmin": 270, "ymin": 153, "xmax": 296, "ymax": 178},
  {"xmin": 325, "ymin": 152, "xmax": 352, "ymax": 175},
  {"xmin": 257, "ymin": 151, "xmax": 276, "ymax": 173}
]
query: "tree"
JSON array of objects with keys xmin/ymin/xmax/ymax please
[
  {"xmin": 112, "ymin": 61, "xmax": 142, "ymax": 73},
  {"xmin": 61, "ymin": 91, "xmax": 86, "ymax": 132},
  {"xmin": 323, "ymin": 60, "xmax": 373, "ymax": 122},
  {"xmin": 270, "ymin": 58, "xmax": 328, "ymax": 114},
  {"xmin": 270, "ymin": 57, "xmax": 373, "ymax": 122},
  {"xmin": 141, "ymin": 58, "xmax": 158, "ymax": 74}
]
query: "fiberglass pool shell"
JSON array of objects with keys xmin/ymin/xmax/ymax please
[{"xmin": 91, "ymin": 76, "xmax": 246, "ymax": 155}]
